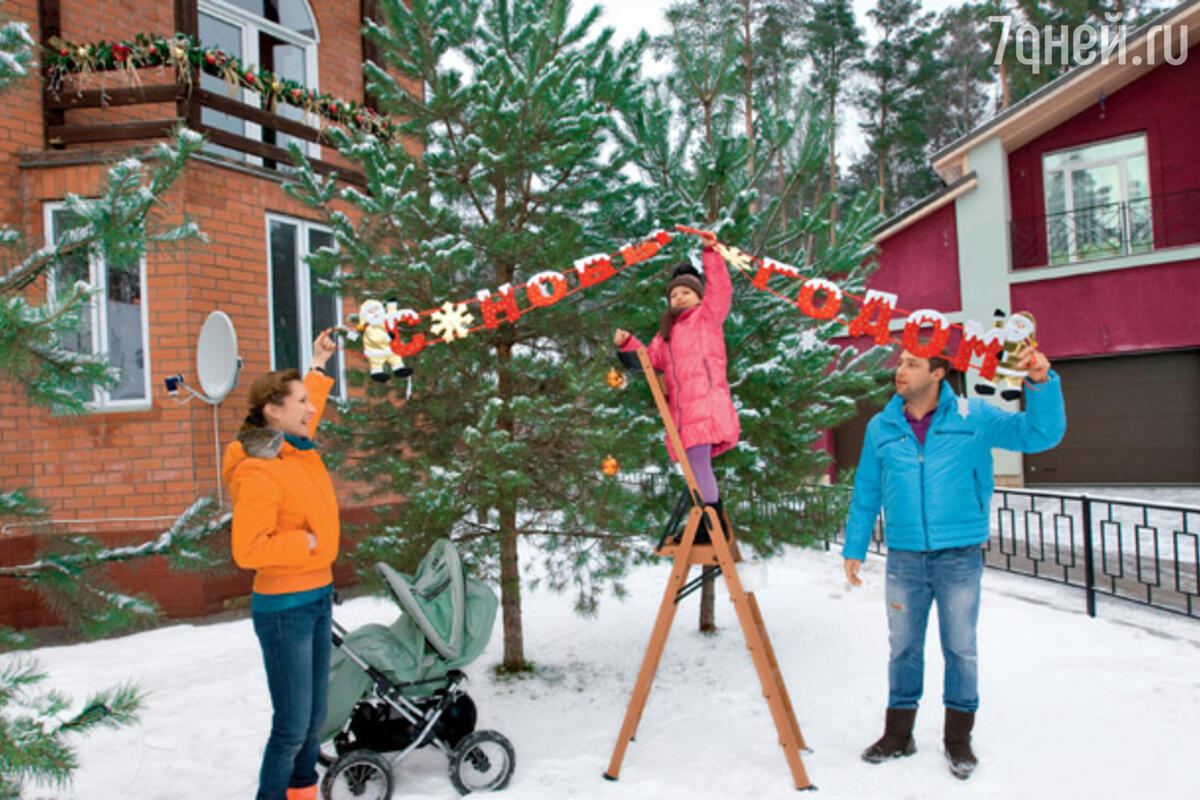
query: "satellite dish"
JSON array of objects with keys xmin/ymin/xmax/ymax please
[{"xmin": 196, "ymin": 311, "xmax": 241, "ymax": 403}]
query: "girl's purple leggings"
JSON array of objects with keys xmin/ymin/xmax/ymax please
[{"xmin": 685, "ymin": 444, "xmax": 719, "ymax": 503}]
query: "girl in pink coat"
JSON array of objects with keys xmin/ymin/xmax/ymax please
[{"xmin": 614, "ymin": 231, "xmax": 740, "ymax": 534}]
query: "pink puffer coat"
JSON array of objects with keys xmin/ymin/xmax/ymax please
[{"xmin": 621, "ymin": 247, "xmax": 740, "ymax": 461}]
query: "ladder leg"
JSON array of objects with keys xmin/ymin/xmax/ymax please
[
  {"xmin": 706, "ymin": 508, "xmax": 814, "ymax": 790},
  {"xmin": 604, "ymin": 513, "xmax": 701, "ymax": 780}
]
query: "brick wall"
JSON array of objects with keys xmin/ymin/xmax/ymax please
[{"xmin": 0, "ymin": 0, "xmax": 400, "ymax": 627}]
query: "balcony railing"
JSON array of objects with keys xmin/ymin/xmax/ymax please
[{"xmin": 1010, "ymin": 188, "xmax": 1200, "ymax": 270}]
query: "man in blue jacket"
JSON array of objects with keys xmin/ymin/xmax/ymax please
[{"xmin": 843, "ymin": 346, "xmax": 1065, "ymax": 780}]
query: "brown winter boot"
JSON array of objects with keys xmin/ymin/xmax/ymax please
[
  {"xmin": 861, "ymin": 707, "xmax": 918, "ymax": 763},
  {"xmin": 944, "ymin": 708, "xmax": 978, "ymax": 780}
]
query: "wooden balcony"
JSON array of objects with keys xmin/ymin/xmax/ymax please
[{"xmin": 38, "ymin": 0, "xmax": 369, "ymax": 187}]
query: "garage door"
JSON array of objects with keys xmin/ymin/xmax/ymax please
[{"xmin": 1025, "ymin": 350, "xmax": 1200, "ymax": 484}]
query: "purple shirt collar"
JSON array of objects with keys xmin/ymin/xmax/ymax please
[{"xmin": 903, "ymin": 405, "xmax": 934, "ymax": 445}]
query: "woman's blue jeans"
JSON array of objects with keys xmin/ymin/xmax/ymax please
[
  {"xmin": 252, "ymin": 596, "xmax": 332, "ymax": 800},
  {"xmin": 885, "ymin": 545, "xmax": 983, "ymax": 713}
]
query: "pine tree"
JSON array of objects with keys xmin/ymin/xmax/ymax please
[
  {"xmin": 285, "ymin": 0, "xmax": 661, "ymax": 672},
  {"xmin": 623, "ymin": 0, "xmax": 892, "ymax": 631},
  {"xmin": 856, "ymin": 0, "xmax": 937, "ymax": 217},
  {"xmin": 0, "ymin": 6, "xmax": 216, "ymax": 793},
  {"xmin": 799, "ymin": 0, "xmax": 866, "ymax": 239}
]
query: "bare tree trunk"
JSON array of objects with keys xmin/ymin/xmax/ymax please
[
  {"xmin": 999, "ymin": 59, "xmax": 1011, "ymax": 111},
  {"xmin": 742, "ymin": 0, "xmax": 756, "ymax": 213},
  {"xmin": 494, "ymin": 182, "xmax": 526, "ymax": 672},
  {"xmin": 499, "ymin": 491, "xmax": 525, "ymax": 671},
  {"xmin": 877, "ymin": 86, "xmax": 888, "ymax": 215},
  {"xmin": 828, "ymin": 93, "xmax": 839, "ymax": 246},
  {"xmin": 778, "ymin": 147, "xmax": 788, "ymax": 233},
  {"xmin": 700, "ymin": 574, "xmax": 715, "ymax": 632}
]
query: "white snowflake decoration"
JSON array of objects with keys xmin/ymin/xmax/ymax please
[
  {"xmin": 715, "ymin": 242, "xmax": 756, "ymax": 274},
  {"xmin": 430, "ymin": 301, "xmax": 474, "ymax": 342},
  {"xmin": 799, "ymin": 328, "xmax": 821, "ymax": 352}
]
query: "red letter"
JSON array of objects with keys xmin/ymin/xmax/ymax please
[
  {"xmin": 952, "ymin": 320, "xmax": 1005, "ymax": 379},
  {"xmin": 387, "ymin": 308, "xmax": 425, "ymax": 357},
  {"xmin": 525, "ymin": 271, "xmax": 568, "ymax": 308},
  {"xmin": 619, "ymin": 231, "xmax": 672, "ymax": 266},
  {"xmin": 574, "ymin": 254, "xmax": 616, "ymax": 289},
  {"xmin": 476, "ymin": 284, "xmax": 522, "ymax": 329},
  {"xmin": 751, "ymin": 257, "xmax": 802, "ymax": 290},
  {"xmin": 848, "ymin": 290, "xmax": 898, "ymax": 345},
  {"xmin": 795, "ymin": 278, "xmax": 844, "ymax": 320},
  {"xmin": 901, "ymin": 309, "xmax": 952, "ymax": 358}
]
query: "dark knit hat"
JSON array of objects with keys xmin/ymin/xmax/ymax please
[{"xmin": 666, "ymin": 263, "xmax": 704, "ymax": 300}]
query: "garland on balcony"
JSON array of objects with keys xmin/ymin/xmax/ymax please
[{"xmin": 43, "ymin": 32, "xmax": 398, "ymax": 142}]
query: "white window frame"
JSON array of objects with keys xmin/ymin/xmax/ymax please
[
  {"xmin": 43, "ymin": 202, "xmax": 153, "ymax": 412},
  {"xmin": 198, "ymin": 0, "xmax": 322, "ymax": 162},
  {"xmin": 265, "ymin": 213, "xmax": 346, "ymax": 399},
  {"xmin": 1042, "ymin": 133, "xmax": 1153, "ymax": 264}
]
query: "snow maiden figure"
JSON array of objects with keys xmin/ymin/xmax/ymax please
[{"xmin": 613, "ymin": 230, "xmax": 739, "ymax": 540}]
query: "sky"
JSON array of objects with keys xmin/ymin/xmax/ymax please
[{"xmin": 582, "ymin": 0, "xmax": 977, "ymax": 165}]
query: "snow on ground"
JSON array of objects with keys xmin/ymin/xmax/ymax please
[{"xmin": 11, "ymin": 547, "xmax": 1200, "ymax": 800}]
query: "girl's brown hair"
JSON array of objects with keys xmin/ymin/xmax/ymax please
[{"xmin": 237, "ymin": 368, "xmax": 302, "ymax": 438}]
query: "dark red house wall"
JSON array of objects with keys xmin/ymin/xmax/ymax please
[
  {"xmin": 1008, "ymin": 41, "xmax": 1200, "ymax": 248},
  {"xmin": 868, "ymin": 202, "xmax": 962, "ymax": 314}
]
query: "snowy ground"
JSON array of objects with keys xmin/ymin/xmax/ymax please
[{"xmin": 11, "ymin": 547, "xmax": 1200, "ymax": 800}]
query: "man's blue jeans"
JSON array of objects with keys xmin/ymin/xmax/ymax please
[
  {"xmin": 885, "ymin": 545, "xmax": 983, "ymax": 713},
  {"xmin": 252, "ymin": 596, "xmax": 332, "ymax": 800}
]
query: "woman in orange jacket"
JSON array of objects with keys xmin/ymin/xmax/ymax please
[{"xmin": 224, "ymin": 329, "xmax": 339, "ymax": 800}]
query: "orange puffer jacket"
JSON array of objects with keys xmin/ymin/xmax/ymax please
[{"xmin": 223, "ymin": 371, "xmax": 340, "ymax": 595}]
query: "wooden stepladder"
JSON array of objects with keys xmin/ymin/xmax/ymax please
[{"xmin": 603, "ymin": 348, "xmax": 814, "ymax": 790}]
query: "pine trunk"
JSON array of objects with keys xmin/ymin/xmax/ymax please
[
  {"xmin": 699, "ymin": 574, "xmax": 715, "ymax": 632},
  {"xmin": 828, "ymin": 93, "xmax": 839, "ymax": 246},
  {"xmin": 742, "ymin": 0, "xmax": 756, "ymax": 213},
  {"xmin": 499, "ymin": 497, "xmax": 525, "ymax": 671}
]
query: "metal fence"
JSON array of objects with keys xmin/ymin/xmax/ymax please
[
  {"xmin": 824, "ymin": 487, "xmax": 1200, "ymax": 620},
  {"xmin": 623, "ymin": 472, "xmax": 1200, "ymax": 620}
]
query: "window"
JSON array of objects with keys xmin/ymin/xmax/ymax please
[
  {"xmin": 198, "ymin": 0, "xmax": 320, "ymax": 166},
  {"xmin": 267, "ymin": 215, "xmax": 344, "ymax": 397},
  {"xmin": 1042, "ymin": 134, "xmax": 1152, "ymax": 265},
  {"xmin": 44, "ymin": 204, "xmax": 151, "ymax": 409}
]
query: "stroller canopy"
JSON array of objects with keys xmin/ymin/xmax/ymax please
[{"xmin": 323, "ymin": 540, "xmax": 498, "ymax": 741}]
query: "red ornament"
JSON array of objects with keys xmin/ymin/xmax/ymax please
[
  {"xmin": 291, "ymin": 88, "xmax": 302, "ymax": 99},
  {"xmin": 112, "ymin": 44, "xmax": 131, "ymax": 62},
  {"xmin": 59, "ymin": 48, "xmax": 69, "ymax": 57},
  {"xmin": 205, "ymin": 51, "xmax": 216, "ymax": 65}
]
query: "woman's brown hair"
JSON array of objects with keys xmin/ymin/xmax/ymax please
[{"xmin": 237, "ymin": 368, "xmax": 302, "ymax": 439}]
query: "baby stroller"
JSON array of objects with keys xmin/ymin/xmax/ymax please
[{"xmin": 320, "ymin": 540, "xmax": 515, "ymax": 798}]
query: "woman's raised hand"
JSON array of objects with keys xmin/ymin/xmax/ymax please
[
  {"xmin": 613, "ymin": 329, "xmax": 631, "ymax": 347},
  {"xmin": 312, "ymin": 328, "xmax": 336, "ymax": 369}
]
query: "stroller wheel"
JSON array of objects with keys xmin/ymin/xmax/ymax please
[
  {"xmin": 321, "ymin": 750, "xmax": 394, "ymax": 800},
  {"xmin": 448, "ymin": 729, "xmax": 515, "ymax": 795}
]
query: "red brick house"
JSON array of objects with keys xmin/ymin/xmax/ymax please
[
  {"xmin": 0, "ymin": 1, "xmax": 397, "ymax": 626},
  {"xmin": 836, "ymin": 0, "xmax": 1200, "ymax": 487}
]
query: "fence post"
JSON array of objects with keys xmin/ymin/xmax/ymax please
[{"xmin": 1081, "ymin": 495, "xmax": 1096, "ymax": 618}]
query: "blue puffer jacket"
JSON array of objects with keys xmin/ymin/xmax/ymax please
[{"xmin": 842, "ymin": 374, "xmax": 1066, "ymax": 560}]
